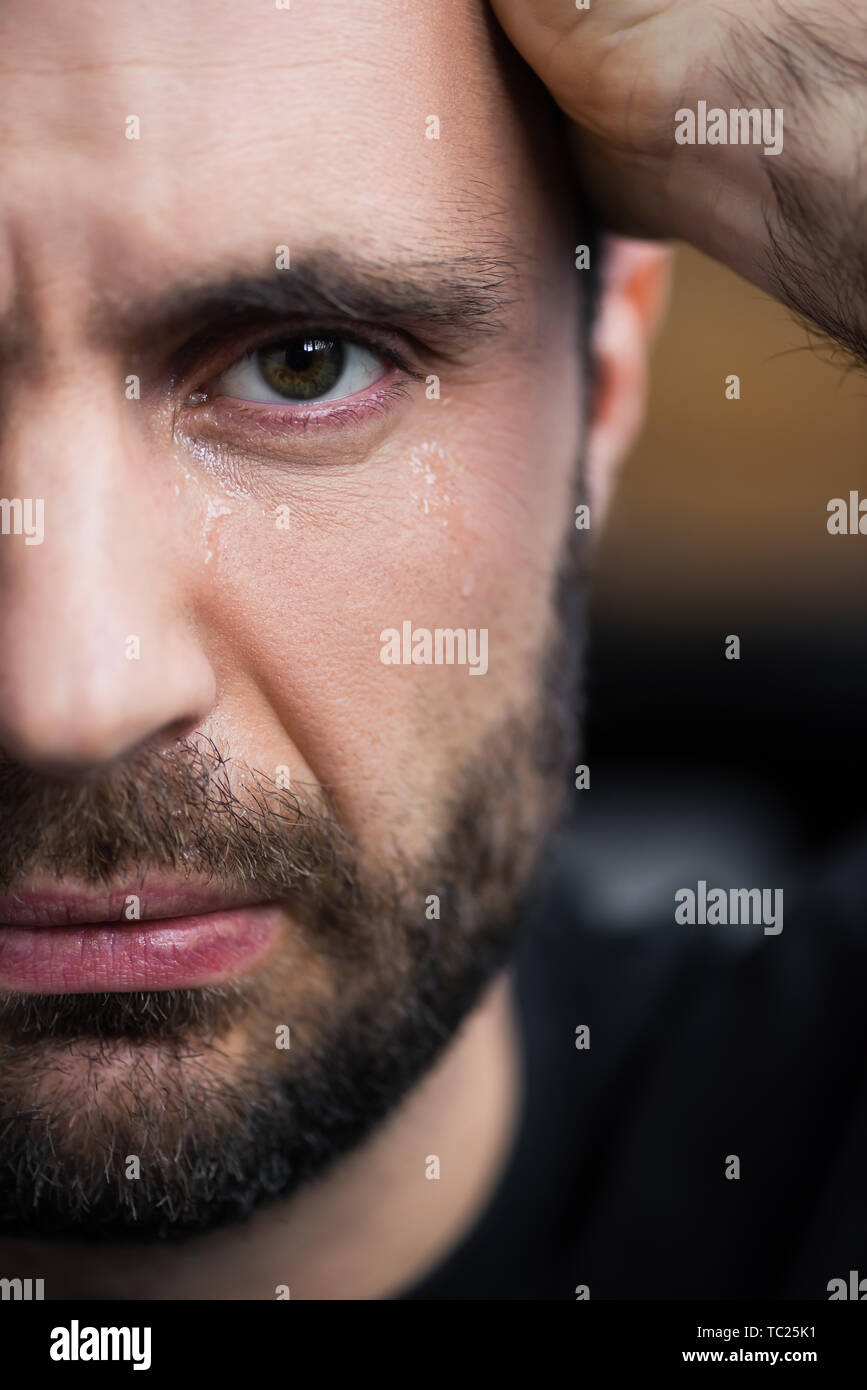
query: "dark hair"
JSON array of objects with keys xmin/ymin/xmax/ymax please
[
  {"xmin": 559, "ymin": 102, "xmax": 604, "ymax": 375},
  {"xmin": 541, "ymin": 97, "xmax": 605, "ymax": 386},
  {"xmin": 577, "ymin": 187, "xmax": 604, "ymax": 363}
]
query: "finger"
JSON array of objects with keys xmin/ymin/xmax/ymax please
[{"xmin": 488, "ymin": 0, "xmax": 691, "ymax": 139}]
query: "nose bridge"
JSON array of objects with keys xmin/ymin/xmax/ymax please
[
  {"xmin": 0, "ymin": 355, "xmax": 216, "ymax": 772},
  {"xmin": 2, "ymin": 364, "xmax": 144, "ymax": 644}
]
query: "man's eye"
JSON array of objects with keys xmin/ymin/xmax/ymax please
[{"xmin": 213, "ymin": 335, "xmax": 386, "ymax": 406}]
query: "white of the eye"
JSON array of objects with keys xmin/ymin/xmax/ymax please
[{"xmin": 215, "ymin": 341, "xmax": 384, "ymax": 405}]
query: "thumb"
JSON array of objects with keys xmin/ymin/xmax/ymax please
[{"xmin": 488, "ymin": 0, "xmax": 700, "ymax": 148}]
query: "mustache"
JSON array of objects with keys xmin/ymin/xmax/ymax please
[
  {"xmin": 0, "ymin": 734, "xmax": 349, "ymax": 896},
  {"xmin": 0, "ymin": 735, "xmax": 383, "ymax": 1043}
]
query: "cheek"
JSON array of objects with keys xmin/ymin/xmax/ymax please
[{"xmin": 190, "ymin": 353, "xmax": 583, "ymax": 851}]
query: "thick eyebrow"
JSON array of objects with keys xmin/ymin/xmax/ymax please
[{"xmin": 88, "ymin": 251, "xmax": 519, "ymax": 355}]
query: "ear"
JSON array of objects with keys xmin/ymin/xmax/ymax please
[{"xmin": 585, "ymin": 237, "xmax": 673, "ymax": 530}]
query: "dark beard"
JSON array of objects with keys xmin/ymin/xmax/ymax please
[{"xmin": 0, "ymin": 554, "xmax": 585, "ymax": 1242}]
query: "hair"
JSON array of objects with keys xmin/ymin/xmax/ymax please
[
  {"xmin": 563, "ymin": 112, "xmax": 605, "ymax": 375},
  {"xmin": 535, "ymin": 97, "xmax": 605, "ymax": 394}
]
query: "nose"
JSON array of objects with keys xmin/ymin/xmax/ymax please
[{"xmin": 0, "ymin": 375, "xmax": 216, "ymax": 774}]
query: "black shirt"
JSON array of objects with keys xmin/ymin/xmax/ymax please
[{"xmin": 400, "ymin": 823, "xmax": 867, "ymax": 1299}]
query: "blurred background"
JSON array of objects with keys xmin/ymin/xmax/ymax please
[{"xmin": 577, "ymin": 245, "xmax": 866, "ymax": 925}]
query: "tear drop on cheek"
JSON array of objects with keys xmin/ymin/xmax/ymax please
[
  {"xmin": 200, "ymin": 497, "xmax": 233, "ymax": 567},
  {"xmin": 461, "ymin": 573, "xmax": 475, "ymax": 597}
]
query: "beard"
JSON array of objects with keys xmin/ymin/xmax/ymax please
[{"xmin": 0, "ymin": 560, "xmax": 585, "ymax": 1242}]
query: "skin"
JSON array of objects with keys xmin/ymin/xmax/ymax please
[{"xmin": 0, "ymin": 0, "xmax": 665, "ymax": 1297}]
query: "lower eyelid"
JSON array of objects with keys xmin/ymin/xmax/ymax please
[{"xmin": 184, "ymin": 374, "xmax": 414, "ymax": 439}]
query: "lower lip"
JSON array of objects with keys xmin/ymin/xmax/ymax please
[{"xmin": 0, "ymin": 906, "xmax": 283, "ymax": 993}]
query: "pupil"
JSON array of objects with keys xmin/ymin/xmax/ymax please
[{"xmin": 259, "ymin": 337, "xmax": 344, "ymax": 400}]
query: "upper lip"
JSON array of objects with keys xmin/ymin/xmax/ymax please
[{"xmin": 0, "ymin": 879, "xmax": 266, "ymax": 927}]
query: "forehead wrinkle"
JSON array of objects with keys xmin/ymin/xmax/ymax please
[{"xmin": 0, "ymin": 55, "xmax": 378, "ymax": 79}]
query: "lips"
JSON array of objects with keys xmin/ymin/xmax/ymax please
[{"xmin": 0, "ymin": 880, "xmax": 284, "ymax": 994}]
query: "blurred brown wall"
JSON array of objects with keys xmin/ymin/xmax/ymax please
[{"xmin": 594, "ymin": 246, "xmax": 867, "ymax": 621}]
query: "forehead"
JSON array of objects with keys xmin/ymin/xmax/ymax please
[{"xmin": 0, "ymin": 0, "xmax": 567, "ymax": 303}]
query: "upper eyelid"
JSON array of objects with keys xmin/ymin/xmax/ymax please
[
  {"xmin": 172, "ymin": 319, "xmax": 427, "ymax": 392},
  {"xmin": 239, "ymin": 330, "xmax": 422, "ymax": 381}
]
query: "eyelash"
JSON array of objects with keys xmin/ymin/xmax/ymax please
[
  {"xmin": 204, "ymin": 376, "xmax": 416, "ymax": 436},
  {"xmin": 181, "ymin": 326, "xmax": 424, "ymax": 434}
]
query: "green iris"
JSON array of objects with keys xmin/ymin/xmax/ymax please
[{"xmin": 257, "ymin": 337, "xmax": 345, "ymax": 400}]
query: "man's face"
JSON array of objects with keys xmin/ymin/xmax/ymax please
[{"xmin": 0, "ymin": 0, "xmax": 585, "ymax": 1234}]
